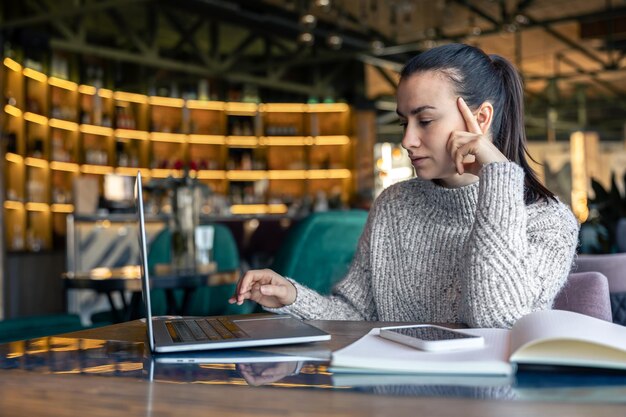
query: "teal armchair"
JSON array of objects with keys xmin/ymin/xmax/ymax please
[
  {"xmin": 271, "ymin": 210, "xmax": 368, "ymax": 294},
  {"xmin": 186, "ymin": 223, "xmax": 249, "ymax": 316},
  {"xmin": 92, "ymin": 222, "xmax": 249, "ymax": 323},
  {"xmin": 0, "ymin": 314, "xmax": 87, "ymax": 343},
  {"xmin": 148, "ymin": 223, "xmax": 250, "ymax": 316}
]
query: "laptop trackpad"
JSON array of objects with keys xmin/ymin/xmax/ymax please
[{"xmin": 234, "ymin": 317, "xmax": 320, "ymax": 338}]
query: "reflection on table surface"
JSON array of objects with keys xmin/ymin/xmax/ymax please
[{"xmin": 1, "ymin": 336, "xmax": 626, "ymax": 403}]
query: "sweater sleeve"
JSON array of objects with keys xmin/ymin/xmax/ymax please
[
  {"xmin": 459, "ymin": 162, "xmax": 579, "ymax": 328},
  {"xmin": 264, "ymin": 201, "xmax": 380, "ymax": 321}
]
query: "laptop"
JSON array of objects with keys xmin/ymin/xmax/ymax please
[{"xmin": 135, "ymin": 171, "xmax": 330, "ymax": 353}]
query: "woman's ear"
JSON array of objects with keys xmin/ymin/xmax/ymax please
[{"xmin": 476, "ymin": 102, "xmax": 494, "ymax": 136}]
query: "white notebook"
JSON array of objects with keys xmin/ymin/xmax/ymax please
[{"xmin": 331, "ymin": 310, "xmax": 626, "ymax": 376}]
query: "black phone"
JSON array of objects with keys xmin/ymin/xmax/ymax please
[{"xmin": 379, "ymin": 325, "xmax": 484, "ymax": 351}]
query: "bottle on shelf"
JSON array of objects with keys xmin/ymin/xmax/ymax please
[
  {"xmin": 26, "ymin": 96, "xmax": 41, "ymax": 113},
  {"xmin": 85, "ymin": 148, "xmax": 108, "ymax": 165},
  {"xmin": 115, "ymin": 106, "xmax": 136, "ymax": 130},
  {"xmin": 5, "ymin": 132, "xmax": 17, "ymax": 153},
  {"xmin": 4, "ymin": 90, "xmax": 17, "ymax": 106},
  {"xmin": 52, "ymin": 187, "xmax": 70, "ymax": 204},
  {"xmin": 12, "ymin": 223, "xmax": 24, "ymax": 251},
  {"xmin": 30, "ymin": 138, "xmax": 44, "ymax": 158},
  {"xmin": 51, "ymin": 130, "xmax": 71, "ymax": 162},
  {"xmin": 116, "ymin": 141, "xmax": 129, "ymax": 167},
  {"xmin": 26, "ymin": 178, "xmax": 46, "ymax": 202}
]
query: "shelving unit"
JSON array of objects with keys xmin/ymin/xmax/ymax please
[{"xmin": 1, "ymin": 57, "xmax": 357, "ymax": 252}]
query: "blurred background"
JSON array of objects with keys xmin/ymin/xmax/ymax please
[{"xmin": 1, "ymin": 0, "xmax": 625, "ymax": 333}]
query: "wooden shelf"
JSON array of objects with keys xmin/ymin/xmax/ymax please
[{"xmin": 2, "ymin": 56, "xmax": 357, "ymax": 251}]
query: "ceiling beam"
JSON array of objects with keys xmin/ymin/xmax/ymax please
[
  {"xmin": 452, "ymin": 0, "xmax": 608, "ymax": 68},
  {"xmin": 1, "ymin": 0, "xmax": 150, "ymax": 30},
  {"xmin": 557, "ymin": 53, "xmax": 626, "ymax": 98},
  {"xmin": 162, "ymin": 10, "xmax": 215, "ymax": 69},
  {"xmin": 26, "ymin": 0, "xmax": 76, "ymax": 41},
  {"xmin": 528, "ymin": 17, "xmax": 607, "ymax": 68},
  {"xmin": 372, "ymin": 65, "xmax": 398, "ymax": 90},
  {"xmin": 168, "ymin": 0, "xmax": 377, "ymax": 51},
  {"xmin": 219, "ymin": 33, "xmax": 259, "ymax": 72},
  {"xmin": 106, "ymin": 8, "xmax": 152, "ymax": 55},
  {"xmin": 169, "ymin": 18, "xmax": 205, "ymax": 57},
  {"xmin": 49, "ymin": 38, "xmax": 320, "ymax": 95}
]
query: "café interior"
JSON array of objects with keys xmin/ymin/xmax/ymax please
[{"xmin": 1, "ymin": 1, "xmax": 626, "ymax": 416}]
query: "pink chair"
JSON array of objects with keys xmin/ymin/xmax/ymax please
[
  {"xmin": 573, "ymin": 253, "xmax": 626, "ymax": 324},
  {"xmin": 553, "ymin": 272, "xmax": 612, "ymax": 322}
]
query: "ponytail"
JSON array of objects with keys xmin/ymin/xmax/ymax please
[
  {"xmin": 401, "ymin": 44, "xmax": 556, "ymax": 205},
  {"xmin": 490, "ymin": 55, "xmax": 555, "ymax": 204}
]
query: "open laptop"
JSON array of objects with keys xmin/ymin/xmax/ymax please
[{"xmin": 135, "ymin": 171, "xmax": 330, "ymax": 353}]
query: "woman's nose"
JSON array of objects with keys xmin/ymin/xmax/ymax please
[{"xmin": 401, "ymin": 125, "xmax": 421, "ymax": 150}]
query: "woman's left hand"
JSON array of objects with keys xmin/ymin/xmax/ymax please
[{"xmin": 446, "ymin": 97, "xmax": 508, "ymax": 176}]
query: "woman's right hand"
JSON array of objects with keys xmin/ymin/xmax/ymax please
[{"xmin": 228, "ymin": 269, "xmax": 297, "ymax": 308}]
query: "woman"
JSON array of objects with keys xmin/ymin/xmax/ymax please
[{"xmin": 229, "ymin": 43, "xmax": 579, "ymax": 328}]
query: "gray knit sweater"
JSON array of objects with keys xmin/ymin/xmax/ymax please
[{"xmin": 269, "ymin": 162, "xmax": 579, "ymax": 328}]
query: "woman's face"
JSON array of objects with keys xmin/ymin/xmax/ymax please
[{"xmin": 397, "ymin": 71, "xmax": 477, "ymax": 188}]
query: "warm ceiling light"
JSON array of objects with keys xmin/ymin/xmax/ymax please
[
  {"xmin": 300, "ymin": 14, "xmax": 317, "ymax": 28},
  {"xmin": 315, "ymin": 0, "xmax": 330, "ymax": 12},
  {"xmin": 515, "ymin": 14, "xmax": 529, "ymax": 25},
  {"xmin": 327, "ymin": 35, "xmax": 343, "ymax": 50},
  {"xmin": 370, "ymin": 40, "xmax": 385, "ymax": 54},
  {"xmin": 298, "ymin": 32, "xmax": 315, "ymax": 46}
]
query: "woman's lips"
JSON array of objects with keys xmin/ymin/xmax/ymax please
[{"xmin": 411, "ymin": 156, "xmax": 428, "ymax": 166}]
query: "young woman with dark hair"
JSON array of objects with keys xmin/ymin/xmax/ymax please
[{"xmin": 229, "ymin": 43, "xmax": 579, "ymax": 328}]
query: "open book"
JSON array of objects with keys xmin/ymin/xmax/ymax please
[{"xmin": 331, "ymin": 310, "xmax": 626, "ymax": 376}]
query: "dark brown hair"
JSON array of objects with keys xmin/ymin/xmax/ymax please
[{"xmin": 401, "ymin": 43, "xmax": 555, "ymax": 204}]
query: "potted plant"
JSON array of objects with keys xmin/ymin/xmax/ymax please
[{"xmin": 580, "ymin": 172, "xmax": 626, "ymax": 253}]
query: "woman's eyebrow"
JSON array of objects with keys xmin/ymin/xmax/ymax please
[{"xmin": 396, "ymin": 105, "xmax": 436, "ymax": 118}]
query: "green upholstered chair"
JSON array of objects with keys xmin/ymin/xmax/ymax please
[
  {"xmin": 147, "ymin": 223, "xmax": 250, "ymax": 316},
  {"xmin": 186, "ymin": 223, "xmax": 251, "ymax": 316},
  {"xmin": 271, "ymin": 210, "xmax": 368, "ymax": 295},
  {"xmin": 92, "ymin": 222, "xmax": 248, "ymax": 322},
  {"xmin": 0, "ymin": 314, "xmax": 86, "ymax": 343},
  {"xmin": 146, "ymin": 227, "xmax": 173, "ymax": 316}
]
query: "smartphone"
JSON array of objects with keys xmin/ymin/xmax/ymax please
[{"xmin": 379, "ymin": 325, "xmax": 484, "ymax": 352}]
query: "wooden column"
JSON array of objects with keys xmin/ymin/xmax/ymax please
[{"xmin": 0, "ymin": 36, "xmax": 6, "ymax": 319}]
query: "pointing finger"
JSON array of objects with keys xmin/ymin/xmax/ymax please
[{"xmin": 457, "ymin": 97, "xmax": 482, "ymax": 135}]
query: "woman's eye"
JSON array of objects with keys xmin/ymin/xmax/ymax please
[
  {"xmin": 419, "ymin": 120, "xmax": 432, "ymax": 126},
  {"xmin": 399, "ymin": 121, "xmax": 408, "ymax": 129}
]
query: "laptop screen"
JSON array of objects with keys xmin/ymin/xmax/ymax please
[{"xmin": 136, "ymin": 171, "xmax": 155, "ymax": 352}]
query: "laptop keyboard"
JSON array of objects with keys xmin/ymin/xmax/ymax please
[{"xmin": 166, "ymin": 317, "xmax": 249, "ymax": 343}]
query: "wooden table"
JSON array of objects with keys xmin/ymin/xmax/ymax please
[
  {"xmin": 0, "ymin": 319, "xmax": 624, "ymax": 417},
  {"xmin": 64, "ymin": 269, "xmax": 239, "ymax": 322}
]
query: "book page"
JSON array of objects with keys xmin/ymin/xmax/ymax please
[
  {"xmin": 332, "ymin": 373, "xmax": 514, "ymax": 388},
  {"xmin": 331, "ymin": 328, "xmax": 513, "ymax": 376},
  {"xmin": 509, "ymin": 310, "xmax": 626, "ymax": 368}
]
